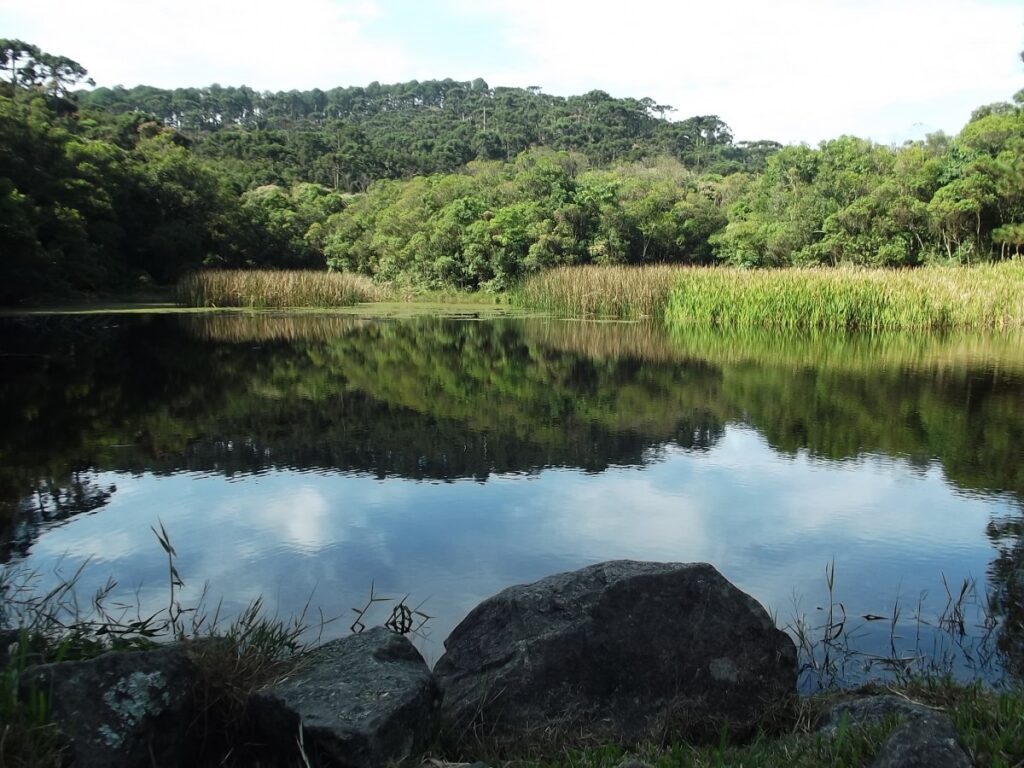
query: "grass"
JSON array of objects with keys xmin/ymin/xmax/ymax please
[
  {"xmin": 515, "ymin": 262, "xmax": 1024, "ymax": 330},
  {"xmin": 176, "ymin": 269, "xmax": 386, "ymax": 308},
  {"xmin": 175, "ymin": 269, "xmax": 515, "ymax": 310},
  {"xmin": 665, "ymin": 263, "xmax": 1024, "ymax": 331},
  {"xmin": 511, "ymin": 714, "xmax": 893, "ymax": 768},
  {"xmin": 512, "ymin": 680, "xmax": 1024, "ymax": 768},
  {"xmin": 513, "ymin": 265, "xmax": 687, "ymax": 319},
  {"xmin": 0, "ymin": 524, "xmax": 441, "ymax": 767},
  {"xmin": 173, "ymin": 263, "xmax": 1024, "ymax": 329},
  {"xmin": 0, "ymin": 526, "xmax": 323, "ymax": 767}
]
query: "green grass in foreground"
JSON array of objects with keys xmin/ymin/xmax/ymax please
[
  {"xmin": 502, "ymin": 680, "xmax": 1024, "ymax": 768},
  {"xmin": 0, "ymin": 526, "xmax": 314, "ymax": 767}
]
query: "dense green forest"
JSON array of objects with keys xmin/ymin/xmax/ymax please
[
  {"xmin": 1, "ymin": 39, "xmax": 1023, "ymax": 302},
  {"xmin": 79, "ymin": 80, "xmax": 777, "ymax": 185}
]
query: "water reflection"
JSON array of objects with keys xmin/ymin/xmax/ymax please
[{"xmin": 0, "ymin": 313, "xmax": 1022, "ymax": 684}]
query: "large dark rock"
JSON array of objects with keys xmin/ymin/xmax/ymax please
[
  {"xmin": 250, "ymin": 627, "xmax": 439, "ymax": 768},
  {"xmin": 18, "ymin": 643, "xmax": 198, "ymax": 768},
  {"xmin": 434, "ymin": 560, "xmax": 797, "ymax": 750}
]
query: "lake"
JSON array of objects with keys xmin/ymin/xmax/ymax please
[{"xmin": 1, "ymin": 310, "xmax": 1022, "ymax": 689}]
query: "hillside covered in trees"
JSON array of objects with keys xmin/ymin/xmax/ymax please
[
  {"xmin": 1, "ymin": 39, "xmax": 1023, "ymax": 302},
  {"xmin": 79, "ymin": 80, "xmax": 780, "ymax": 188}
]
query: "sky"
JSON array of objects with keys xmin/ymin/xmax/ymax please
[{"xmin": 1, "ymin": 0, "xmax": 1022, "ymax": 144}]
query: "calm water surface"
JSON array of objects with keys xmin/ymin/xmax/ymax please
[{"xmin": 1, "ymin": 312, "xmax": 1022, "ymax": 686}]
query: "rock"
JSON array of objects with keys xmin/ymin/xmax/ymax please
[
  {"xmin": 18, "ymin": 643, "xmax": 198, "ymax": 768},
  {"xmin": 817, "ymin": 694, "xmax": 936, "ymax": 737},
  {"xmin": 434, "ymin": 560, "xmax": 797, "ymax": 750},
  {"xmin": 250, "ymin": 626, "xmax": 439, "ymax": 768},
  {"xmin": 817, "ymin": 696, "xmax": 972, "ymax": 767},
  {"xmin": 872, "ymin": 715, "xmax": 973, "ymax": 768}
]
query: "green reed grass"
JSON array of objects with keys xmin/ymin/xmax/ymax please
[
  {"xmin": 665, "ymin": 263, "xmax": 1024, "ymax": 331},
  {"xmin": 517, "ymin": 262, "xmax": 1024, "ymax": 330},
  {"xmin": 514, "ymin": 265, "xmax": 686, "ymax": 319},
  {"xmin": 176, "ymin": 270, "xmax": 386, "ymax": 308}
]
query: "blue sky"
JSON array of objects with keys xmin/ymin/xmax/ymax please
[{"xmin": 1, "ymin": 0, "xmax": 1021, "ymax": 143}]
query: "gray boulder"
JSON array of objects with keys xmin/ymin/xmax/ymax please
[
  {"xmin": 817, "ymin": 695, "xmax": 937, "ymax": 737},
  {"xmin": 434, "ymin": 560, "xmax": 797, "ymax": 750},
  {"xmin": 250, "ymin": 627, "xmax": 440, "ymax": 768},
  {"xmin": 872, "ymin": 715, "xmax": 973, "ymax": 768},
  {"xmin": 818, "ymin": 696, "xmax": 972, "ymax": 767},
  {"xmin": 18, "ymin": 643, "xmax": 198, "ymax": 768}
]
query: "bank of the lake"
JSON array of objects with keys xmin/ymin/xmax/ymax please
[
  {"xmin": 169, "ymin": 262, "xmax": 1024, "ymax": 331},
  {"xmin": 3, "ymin": 557, "xmax": 1022, "ymax": 768}
]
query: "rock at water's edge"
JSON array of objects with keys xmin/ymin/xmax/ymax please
[
  {"xmin": 818, "ymin": 696, "xmax": 973, "ymax": 768},
  {"xmin": 250, "ymin": 626, "xmax": 439, "ymax": 768},
  {"xmin": 434, "ymin": 560, "xmax": 797, "ymax": 750},
  {"xmin": 872, "ymin": 715, "xmax": 973, "ymax": 768},
  {"xmin": 19, "ymin": 643, "xmax": 197, "ymax": 768},
  {"xmin": 817, "ymin": 694, "xmax": 937, "ymax": 737}
]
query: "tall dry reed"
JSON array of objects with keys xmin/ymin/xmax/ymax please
[
  {"xmin": 514, "ymin": 265, "xmax": 686, "ymax": 319},
  {"xmin": 176, "ymin": 270, "xmax": 386, "ymax": 308}
]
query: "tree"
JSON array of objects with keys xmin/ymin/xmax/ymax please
[
  {"xmin": 0, "ymin": 39, "xmax": 40, "ymax": 88},
  {"xmin": 0, "ymin": 40, "xmax": 93, "ymax": 96}
]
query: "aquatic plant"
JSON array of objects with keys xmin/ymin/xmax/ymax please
[
  {"xmin": 516, "ymin": 262, "xmax": 1024, "ymax": 330},
  {"xmin": 664, "ymin": 263, "xmax": 1024, "ymax": 331},
  {"xmin": 176, "ymin": 270, "xmax": 386, "ymax": 308},
  {"xmin": 513, "ymin": 264, "xmax": 686, "ymax": 319}
]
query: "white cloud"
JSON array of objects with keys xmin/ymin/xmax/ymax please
[
  {"xmin": 461, "ymin": 0, "xmax": 1023, "ymax": 142},
  {"xmin": 1, "ymin": 0, "xmax": 1019, "ymax": 141},
  {"xmin": 0, "ymin": 0, "xmax": 412, "ymax": 90},
  {"xmin": 215, "ymin": 484, "xmax": 334, "ymax": 552}
]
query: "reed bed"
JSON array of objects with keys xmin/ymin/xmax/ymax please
[
  {"xmin": 517, "ymin": 262, "xmax": 1024, "ymax": 330},
  {"xmin": 176, "ymin": 270, "xmax": 386, "ymax": 308},
  {"xmin": 666, "ymin": 262, "xmax": 1024, "ymax": 331},
  {"xmin": 514, "ymin": 265, "xmax": 686, "ymax": 319}
]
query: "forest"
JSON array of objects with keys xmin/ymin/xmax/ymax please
[{"xmin": 1, "ymin": 39, "xmax": 1023, "ymax": 302}]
